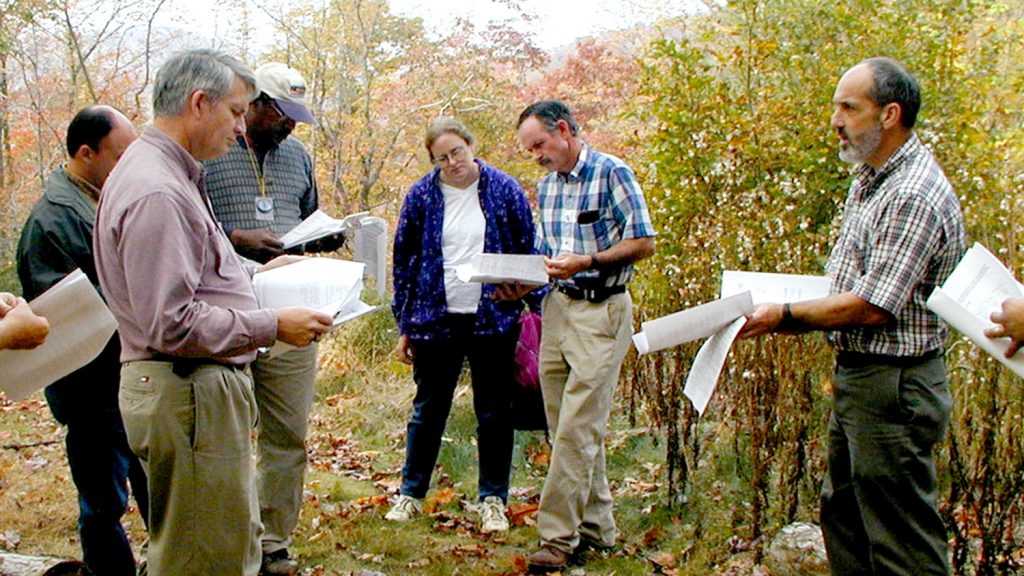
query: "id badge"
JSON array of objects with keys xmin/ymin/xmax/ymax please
[{"xmin": 254, "ymin": 196, "xmax": 275, "ymax": 221}]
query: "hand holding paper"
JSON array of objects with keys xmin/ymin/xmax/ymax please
[
  {"xmin": 276, "ymin": 307, "xmax": 333, "ymax": 347},
  {"xmin": 927, "ymin": 242, "xmax": 1024, "ymax": 375},
  {"xmin": 632, "ymin": 271, "xmax": 830, "ymax": 415},
  {"xmin": 986, "ymin": 297, "xmax": 1024, "ymax": 357},
  {"xmin": 253, "ymin": 257, "xmax": 380, "ymax": 357},
  {"xmin": 0, "ymin": 299, "xmax": 50, "ymax": 350},
  {"xmin": 0, "ymin": 270, "xmax": 118, "ymax": 401}
]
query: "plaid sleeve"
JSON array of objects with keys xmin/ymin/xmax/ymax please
[
  {"xmin": 609, "ymin": 165, "xmax": 656, "ymax": 240},
  {"xmin": 851, "ymin": 192, "xmax": 943, "ymax": 316}
]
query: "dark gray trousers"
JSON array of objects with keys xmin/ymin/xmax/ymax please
[{"xmin": 821, "ymin": 353, "xmax": 951, "ymax": 576}]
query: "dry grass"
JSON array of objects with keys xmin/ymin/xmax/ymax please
[{"xmin": 0, "ymin": 314, "xmax": 714, "ymax": 574}]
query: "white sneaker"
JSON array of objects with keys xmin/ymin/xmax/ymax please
[
  {"xmin": 385, "ymin": 494, "xmax": 423, "ymax": 522},
  {"xmin": 479, "ymin": 496, "xmax": 510, "ymax": 533}
]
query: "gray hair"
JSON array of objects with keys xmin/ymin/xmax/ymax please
[
  {"xmin": 152, "ymin": 48, "xmax": 257, "ymax": 117},
  {"xmin": 424, "ymin": 116, "xmax": 475, "ymax": 155},
  {"xmin": 517, "ymin": 99, "xmax": 579, "ymax": 136}
]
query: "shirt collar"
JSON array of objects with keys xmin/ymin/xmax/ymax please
[
  {"xmin": 61, "ymin": 165, "xmax": 101, "ymax": 203},
  {"xmin": 142, "ymin": 125, "xmax": 206, "ymax": 186},
  {"xmin": 558, "ymin": 144, "xmax": 590, "ymax": 182},
  {"xmin": 853, "ymin": 133, "xmax": 921, "ymax": 196}
]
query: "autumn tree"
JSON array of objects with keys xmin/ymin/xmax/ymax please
[
  {"xmin": 253, "ymin": 0, "xmax": 544, "ymax": 217},
  {"xmin": 0, "ymin": 0, "xmax": 170, "ymax": 292}
]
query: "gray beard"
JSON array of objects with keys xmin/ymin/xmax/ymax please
[{"xmin": 838, "ymin": 125, "xmax": 883, "ymax": 165}]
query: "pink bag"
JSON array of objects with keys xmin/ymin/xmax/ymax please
[
  {"xmin": 512, "ymin": 310, "xmax": 546, "ymax": 431},
  {"xmin": 514, "ymin": 311, "xmax": 542, "ymax": 390}
]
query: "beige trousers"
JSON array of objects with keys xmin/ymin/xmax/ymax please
[
  {"xmin": 119, "ymin": 361, "xmax": 260, "ymax": 576},
  {"xmin": 251, "ymin": 343, "xmax": 317, "ymax": 555},
  {"xmin": 537, "ymin": 290, "xmax": 633, "ymax": 553}
]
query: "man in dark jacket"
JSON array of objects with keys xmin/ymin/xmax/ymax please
[{"xmin": 16, "ymin": 105, "xmax": 148, "ymax": 576}]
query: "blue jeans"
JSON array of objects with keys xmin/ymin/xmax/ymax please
[
  {"xmin": 56, "ymin": 404, "xmax": 149, "ymax": 576},
  {"xmin": 401, "ymin": 315, "xmax": 517, "ymax": 502}
]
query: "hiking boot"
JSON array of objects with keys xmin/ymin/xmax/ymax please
[
  {"xmin": 260, "ymin": 549, "xmax": 298, "ymax": 576},
  {"xmin": 528, "ymin": 545, "xmax": 568, "ymax": 574},
  {"xmin": 384, "ymin": 494, "xmax": 423, "ymax": 522},
  {"xmin": 479, "ymin": 496, "xmax": 510, "ymax": 533}
]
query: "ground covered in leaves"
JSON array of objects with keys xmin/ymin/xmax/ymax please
[{"xmin": 0, "ymin": 334, "xmax": 766, "ymax": 575}]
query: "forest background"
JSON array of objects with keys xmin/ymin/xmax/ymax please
[{"xmin": 0, "ymin": 0, "xmax": 1023, "ymax": 574}]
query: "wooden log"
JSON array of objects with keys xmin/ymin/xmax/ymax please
[{"xmin": 0, "ymin": 553, "xmax": 88, "ymax": 576}]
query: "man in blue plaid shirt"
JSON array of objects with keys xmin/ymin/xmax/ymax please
[
  {"xmin": 740, "ymin": 58, "xmax": 966, "ymax": 575},
  {"xmin": 516, "ymin": 100, "xmax": 656, "ymax": 574}
]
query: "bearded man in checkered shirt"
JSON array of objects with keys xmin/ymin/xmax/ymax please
[{"xmin": 740, "ymin": 58, "xmax": 966, "ymax": 576}]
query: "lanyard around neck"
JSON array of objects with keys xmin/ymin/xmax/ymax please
[{"xmin": 243, "ymin": 136, "xmax": 267, "ymax": 198}]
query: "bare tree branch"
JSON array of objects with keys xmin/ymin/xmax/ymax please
[{"xmin": 134, "ymin": 0, "xmax": 168, "ymax": 113}]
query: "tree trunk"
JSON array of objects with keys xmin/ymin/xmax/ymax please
[{"xmin": 0, "ymin": 553, "xmax": 88, "ymax": 576}]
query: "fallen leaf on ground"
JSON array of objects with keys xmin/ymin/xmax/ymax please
[
  {"xmin": 508, "ymin": 502, "xmax": 538, "ymax": 526},
  {"xmin": 649, "ymin": 550, "xmax": 677, "ymax": 569}
]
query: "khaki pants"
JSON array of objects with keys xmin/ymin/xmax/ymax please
[
  {"xmin": 251, "ymin": 344, "xmax": 317, "ymax": 556},
  {"xmin": 119, "ymin": 361, "xmax": 260, "ymax": 576},
  {"xmin": 536, "ymin": 290, "xmax": 633, "ymax": 553}
]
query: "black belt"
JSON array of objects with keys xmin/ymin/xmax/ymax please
[
  {"xmin": 150, "ymin": 354, "xmax": 247, "ymax": 377},
  {"xmin": 556, "ymin": 284, "xmax": 626, "ymax": 304},
  {"xmin": 836, "ymin": 348, "xmax": 943, "ymax": 369}
]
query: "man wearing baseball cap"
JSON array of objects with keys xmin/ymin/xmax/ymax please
[{"xmin": 205, "ymin": 62, "xmax": 344, "ymax": 576}]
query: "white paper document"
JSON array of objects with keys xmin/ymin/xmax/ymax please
[
  {"xmin": 634, "ymin": 270, "xmax": 832, "ymax": 415},
  {"xmin": 0, "ymin": 270, "xmax": 118, "ymax": 401},
  {"xmin": 632, "ymin": 292, "xmax": 754, "ymax": 355},
  {"xmin": 721, "ymin": 270, "xmax": 831, "ymax": 304},
  {"xmin": 684, "ymin": 317, "xmax": 747, "ymax": 414},
  {"xmin": 279, "ymin": 209, "xmax": 369, "ymax": 250},
  {"xmin": 253, "ymin": 257, "xmax": 366, "ymax": 311},
  {"xmin": 253, "ymin": 258, "xmax": 377, "ymax": 357},
  {"xmin": 926, "ymin": 242, "xmax": 1024, "ymax": 377},
  {"xmin": 454, "ymin": 253, "xmax": 548, "ymax": 285}
]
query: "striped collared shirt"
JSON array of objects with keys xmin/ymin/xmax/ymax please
[
  {"xmin": 536, "ymin": 145, "xmax": 656, "ymax": 288},
  {"xmin": 826, "ymin": 133, "xmax": 966, "ymax": 357}
]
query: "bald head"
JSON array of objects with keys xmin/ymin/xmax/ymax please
[{"xmin": 66, "ymin": 105, "xmax": 138, "ymax": 189}]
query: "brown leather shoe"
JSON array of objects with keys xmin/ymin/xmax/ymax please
[{"xmin": 528, "ymin": 545, "xmax": 569, "ymax": 574}]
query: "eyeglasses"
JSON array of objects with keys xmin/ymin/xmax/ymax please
[{"xmin": 432, "ymin": 145, "xmax": 467, "ymax": 166}]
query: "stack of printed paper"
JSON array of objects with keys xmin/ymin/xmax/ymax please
[
  {"xmin": 454, "ymin": 253, "xmax": 548, "ymax": 285},
  {"xmin": 926, "ymin": 242, "xmax": 1024, "ymax": 378},
  {"xmin": 253, "ymin": 257, "xmax": 378, "ymax": 356}
]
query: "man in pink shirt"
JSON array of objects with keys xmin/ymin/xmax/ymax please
[{"xmin": 94, "ymin": 48, "xmax": 332, "ymax": 576}]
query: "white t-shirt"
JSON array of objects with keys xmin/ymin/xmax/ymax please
[{"xmin": 440, "ymin": 179, "xmax": 485, "ymax": 313}]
